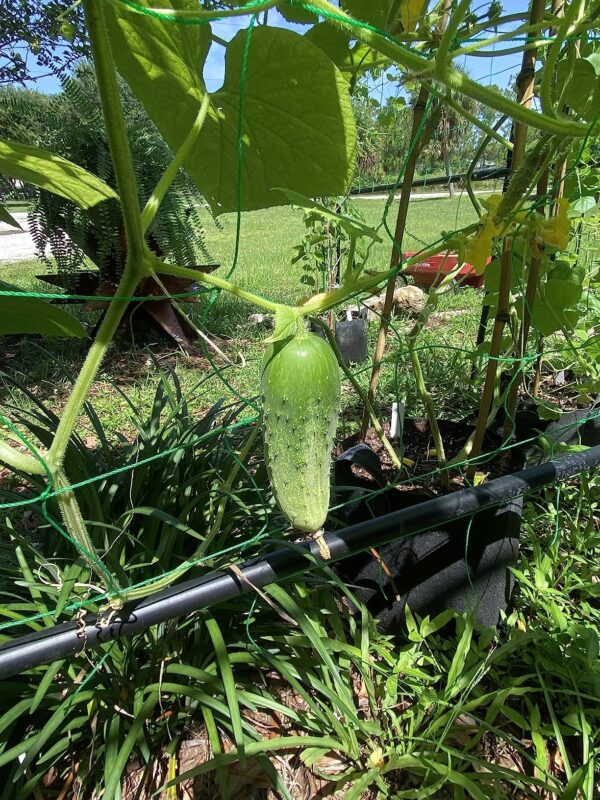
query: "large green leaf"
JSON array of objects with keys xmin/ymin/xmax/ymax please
[
  {"xmin": 555, "ymin": 59, "xmax": 600, "ymax": 121},
  {"xmin": 342, "ymin": 0, "xmax": 394, "ymax": 30},
  {"xmin": 106, "ymin": 1, "xmax": 356, "ymax": 213},
  {"xmin": 279, "ymin": 2, "xmax": 315, "ymax": 24},
  {"xmin": 0, "ymin": 139, "xmax": 117, "ymax": 209},
  {"xmin": 0, "ymin": 205, "xmax": 22, "ymax": 229},
  {"xmin": 0, "ymin": 282, "xmax": 87, "ymax": 338},
  {"xmin": 304, "ymin": 23, "xmax": 381, "ymax": 78},
  {"xmin": 530, "ymin": 262, "xmax": 584, "ymax": 336}
]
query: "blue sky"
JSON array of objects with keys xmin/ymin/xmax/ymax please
[{"xmin": 26, "ymin": 1, "xmax": 527, "ymax": 96}]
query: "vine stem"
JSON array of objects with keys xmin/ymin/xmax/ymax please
[
  {"xmin": 450, "ymin": 21, "xmax": 557, "ymax": 57},
  {"xmin": 0, "ymin": 440, "xmax": 45, "ymax": 475},
  {"xmin": 504, "ymin": 0, "xmax": 570, "ymax": 436},
  {"xmin": 435, "ymin": 0, "xmax": 470, "ymax": 75},
  {"xmin": 54, "ymin": 470, "xmax": 123, "ymax": 592},
  {"xmin": 360, "ymin": 85, "xmax": 431, "ymax": 440},
  {"xmin": 311, "ymin": 318, "xmax": 405, "ymax": 472},
  {"xmin": 141, "ymin": 91, "xmax": 211, "ymax": 234},
  {"xmin": 155, "ymin": 261, "xmax": 282, "ymax": 314},
  {"xmin": 360, "ymin": 0, "xmax": 452, "ymax": 483},
  {"xmin": 157, "ymin": 244, "xmax": 458, "ymax": 321},
  {"xmin": 435, "ymin": 90, "xmax": 513, "ymax": 151},
  {"xmin": 539, "ymin": 0, "xmax": 582, "ymax": 117},
  {"xmin": 403, "ymin": 262, "xmax": 468, "ymax": 490},
  {"xmin": 46, "ymin": 269, "xmax": 141, "ymax": 472},
  {"xmin": 47, "ymin": 0, "xmax": 148, "ymax": 474},
  {"xmin": 467, "ymin": 0, "xmax": 546, "ymax": 475},
  {"xmin": 120, "ymin": 0, "xmax": 279, "ymax": 22},
  {"xmin": 304, "ymin": 0, "xmax": 595, "ymax": 139}
]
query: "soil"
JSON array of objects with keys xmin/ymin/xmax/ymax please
[{"xmin": 338, "ymin": 415, "xmax": 524, "ymax": 495}]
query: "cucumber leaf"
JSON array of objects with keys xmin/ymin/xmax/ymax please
[
  {"xmin": 276, "ymin": 188, "xmax": 381, "ymax": 240},
  {"xmin": 305, "ymin": 24, "xmax": 381, "ymax": 78},
  {"xmin": 279, "ymin": 2, "xmax": 315, "ymax": 24},
  {"xmin": 555, "ymin": 59, "xmax": 600, "ymax": 121},
  {"xmin": 0, "ymin": 281, "xmax": 87, "ymax": 338},
  {"xmin": 342, "ymin": 0, "xmax": 394, "ymax": 30},
  {"xmin": 266, "ymin": 306, "xmax": 301, "ymax": 343},
  {"xmin": 106, "ymin": 1, "xmax": 356, "ymax": 213},
  {"xmin": 0, "ymin": 139, "xmax": 117, "ymax": 209}
]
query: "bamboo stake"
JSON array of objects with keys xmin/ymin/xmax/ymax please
[
  {"xmin": 504, "ymin": 0, "xmax": 570, "ymax": 435},
  {"xmin": 467, "ymin": 0, "xmax": 546, "ymax": 472},
  {"xmin": 360, "ymin": 82, "xmax": 430, "ymax": 438},
  {"xmin": 360, "ymin": 0, "xmax": 453, "ymax": 484}
]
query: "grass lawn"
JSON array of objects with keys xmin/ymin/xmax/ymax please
[
  {"xmin": 0, "ymin": 196, "xmax": 485, "ymax": 440},
  {"xmin": 0, "ymin": 197, "xmax": 480, "ymax": 440},
  {"xmin": 2, "ymin": 196, "xmax": 600, "ymax": 800}
]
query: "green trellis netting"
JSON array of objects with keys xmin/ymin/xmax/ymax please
[{"xmin": 0, "ymin": 0, "xmax": 599, "ymax": 641}]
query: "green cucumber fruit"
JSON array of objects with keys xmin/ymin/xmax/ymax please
[{"xmin": 261, "ymin": 332, "xmax": 341, "ymax": 532}]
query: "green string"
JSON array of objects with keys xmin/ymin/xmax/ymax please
[
  {"xmin": 111, "ymin": 0, "xmax": 269, "ymax": 25},
  {"xmin": 1, "ymin": 0, "xmax": 598, "ymax": 639}
]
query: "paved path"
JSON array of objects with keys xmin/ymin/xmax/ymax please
[
  {"xmin": 0, "ymin": 190, "xmax": 491, "ymax": 263},
  {"xmin": 350, "ymin": 189, "xmax": 489, "ymax": 201},
  {"xmin": 0, "ymin": 212, "xmax": 40, "ymax": 263}
]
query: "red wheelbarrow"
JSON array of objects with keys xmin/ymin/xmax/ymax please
[{"xmin": 403, "ymin": 251, "xmax": 484, "ymax": 289}]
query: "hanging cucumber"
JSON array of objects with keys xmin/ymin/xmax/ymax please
[{"xmin": 261, "ymin": 331, "xmax": 341, "ymax": 533}]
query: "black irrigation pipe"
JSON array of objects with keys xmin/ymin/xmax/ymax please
[
  {"xmin": 1, "ymin": 445, "xmax": 599, "ymax": 680},
  {"xmin": 351, "ymin": 166, "xmax": 510, "ymax": 196}
]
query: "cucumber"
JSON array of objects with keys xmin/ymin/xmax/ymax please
[{"xmin": 261, "ymin": 332, "xmax": 341, "ymax": 532}]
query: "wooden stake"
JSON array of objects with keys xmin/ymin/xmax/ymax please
[{"xmin": 467, "ymin": 0, "xmax": 546, "ymax": 472}]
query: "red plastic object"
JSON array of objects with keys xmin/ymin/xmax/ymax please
[{"xmin": 403, "ymin": 251, "xmax": 484, "ymax": 289}]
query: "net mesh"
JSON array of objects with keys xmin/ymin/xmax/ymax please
[{"xmin": 0, "ymin": 0, "xmax": 599, "ymax": 639}]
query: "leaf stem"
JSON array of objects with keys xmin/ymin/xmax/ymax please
[
  {"xmin": 141, "ymin": 91, "xmax": 212, "ymax": 234},
  {"xmin": 450, "ymin": 21, "xmax": 554, "ymax": 57},
  {"xmin": 115, "ymin": 0, "xmax": 279, "ymax": 22},
  {"xmin": 84, "ymin": 0, "xmax": 145, "ymax": 260},
  {"xmin": 47, "ymin": 0, "xmax": 149, "ymax": 469},
  {"xmin": 54, "ymin": 470, "xmax": 122, "ymax": 592},
  {"xmin": 306, "ymin": 0, "xmax": 595, "ymax": 138},
  {"xmin": 435, "ymin": 90, "xmax": 513, "ymax": 151},
  {"xmin": 435, "ymin": 0, "xmax": 470, "ymax": 76},
  {"xmin": 0, "ymin": 440, "xmax": 46, "ymax": 476},
  {"xmin": 47, "ymin": 269, "xmax": 141, "ymax": 471},
  {"xmin": 154, "ymin": 260, "xmax": 282, "ymax": 314},
  {"xmin": 539, "ymin": 0, "xmax": 581, "ymax": 117}
]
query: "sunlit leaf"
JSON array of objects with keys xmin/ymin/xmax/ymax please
[
  {"xmin": 279, "ymin": 2, "xmax": 315, "ymax": 24},
  {"xmin": 0, "ymin": 281, "xmax": 87, "ymax": 338},
  {"xmin": 342, "ymin": 0, "xmax": 393, "ymax": 30},
  {"xmin": 305, "ymin": 23, "xmax": 381, "ymax": 77},
  {"xmin": 106, "ymin": 1, "xmax": 356, "ymax": 213},
  {"xmin": 555, "ymin": 58, "xmax": 600, "ymax": 121},
  {"xmin": 0, "ymin": 139, "xmax": 117, "ymax": 209},
  {"xmin": 265, "ymin": 306, "xmax": 301, "ymax": 343}
]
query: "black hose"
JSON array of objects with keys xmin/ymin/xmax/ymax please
[
  {"xmin": 0, "ymin": 445, "xmax": 598, "ymax": 680},
  {"xmin": 352, "ymin": 166, "xmax": 510, "ymax": 196}
]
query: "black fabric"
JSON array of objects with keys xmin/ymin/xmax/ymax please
[
  {"xmin": 333, "ymin": 443, "xmax": 521, "ymax": 631},
  {"xmin": 337, "ymin": 500, "xmax": 521, "ymax": 631}
]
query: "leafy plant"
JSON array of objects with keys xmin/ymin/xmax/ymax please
[
  {"xmin": 0, "ymin": 3, "xmax": 599, "ymax": 796},
  {"xmin": 26, "ymin": 63, "xmax": 217, "ymax": 285}
]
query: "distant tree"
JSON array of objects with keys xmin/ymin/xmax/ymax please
[
  {"xmin": 18, "ymin": 63, "xmax": 219, "ymax": 345},
  {"xmin": 0, "ymin": 0, "xmax": 87, "ymax": 86},
  {"xmin": 0, "ymin": 85, "xmax": 52, "ymax": 143}
]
